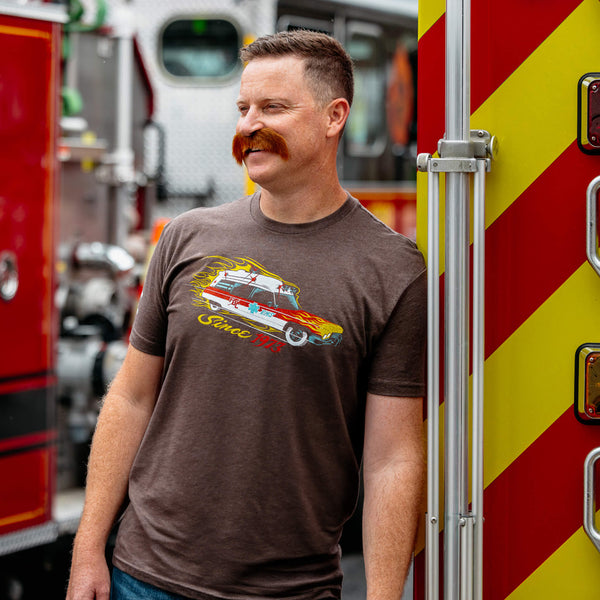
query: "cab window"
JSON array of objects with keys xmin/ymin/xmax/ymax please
[
  {"xmin": 160, "ymin": 18, "xmax": 240, "ymax": 80},
  {"xmin": 251, "ymin": 290, "xmax": 276, "ymax": 307},
  {"xmin": 274, "ymin": 294, "xmax": 298, "ymax": 310}
]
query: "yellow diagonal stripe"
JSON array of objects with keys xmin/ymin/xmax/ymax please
[
  {"xmin": 484, "ymin": 263, "xmax": 600, "ymax": 487},
  {"xmin": 472, "ymin": 0, "xmax": 600, "ymax": 228},
  {"xmin": 507, "ymin": 525, "xmax": 600, "ymax": 599},
  {"xmin": 418, "ymin": 0, "xmax": 445, "ymax": 39}
]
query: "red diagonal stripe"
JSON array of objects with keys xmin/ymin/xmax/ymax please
[
  {"xmin": 485, "ymin": 142, "xmax": 599, "ymax": 358},
  {"xmin": 483, "ymin": 409, "xmax": 600, "ymax": 598}
]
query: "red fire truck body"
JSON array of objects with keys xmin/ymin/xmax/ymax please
[{"xmin": 0, "ymin": 6, "xmax": 62, "ymax": 543}]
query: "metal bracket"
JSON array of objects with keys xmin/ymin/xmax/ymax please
[
  {"xmin": 417, "ymin": 130, "xmax": 497, "ymax": 174},
  {"xmin": 440, "ymin": 130, "xmax": 497, "ymax": 160}
]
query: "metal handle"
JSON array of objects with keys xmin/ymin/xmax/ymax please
[
  {"xmin": 584, "ymin": 447, "xmax": 600, "ymax": 552},
  {"xmin": 0, "ymin": 251, "xmax": 19, "ymax": 302},
  {"xmin": 586, "ymin": 175, "xmax": 600, "ymax": 277}
]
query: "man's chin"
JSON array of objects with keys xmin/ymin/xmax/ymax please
[
  {"xmin": 243, "ymin": 161, "xmax": 271, "ymax": 183},
  {"xmin": 245, "ymin": 162, "xmax": 288, "ymax": 192}
]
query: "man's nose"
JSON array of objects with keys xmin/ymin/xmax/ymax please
[{"xmin": 237, "ymin": 107, "xmax": 263, "ymax": 137}]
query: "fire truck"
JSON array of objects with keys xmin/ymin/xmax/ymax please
[
  {"xmin": 416, "ymin": 0, "xmax": 600, "ymax": 598},
  {"xmin": 0, "ymin": 0, "xmax": 417, "ymax": 597}
]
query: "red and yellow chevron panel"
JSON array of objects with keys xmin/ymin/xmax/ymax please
[{"xmin": 417, "ymin": 0, "xmax": 600, "ymax": 597}]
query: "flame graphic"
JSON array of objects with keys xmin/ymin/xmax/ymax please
[{"xmin": 288, "ymin": 311, "xmax": 344, "ymax": 337}]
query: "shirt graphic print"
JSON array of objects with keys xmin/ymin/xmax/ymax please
[{"xmin": 191, "ymin": 256, "xmax": 343, "ymax": 352}]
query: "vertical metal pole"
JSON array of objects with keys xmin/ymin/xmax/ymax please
[
  {"xmin": 444, "ymin": 0, "xmax": 471, "ymax": 599},
  {"xmin": 472, "ymin": 160, "xmax": 486, "ymax": 600},
  {"xmin": 109, "ymin": 0, "xmax": 136, "ymax": 248},
  {"xmin": 116, "ymin": 31, "xmax": 134, "ymax": 168},
  {"xmin": 426, "ymin": 167, "xmax": 441, "ymax": 600}
]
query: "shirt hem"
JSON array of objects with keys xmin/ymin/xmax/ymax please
[{"xmin": 112, "ymin": 556, "xmax": 341, "ymax": 600}]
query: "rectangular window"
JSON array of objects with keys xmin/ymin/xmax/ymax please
[{"xmin": 160, "ymin": 18, "xmax": 240, "ymax": 81}]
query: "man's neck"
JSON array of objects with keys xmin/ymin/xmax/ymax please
[{"xmin": 259, "ymin": 182, "xmax": 348, "ymax": 224}]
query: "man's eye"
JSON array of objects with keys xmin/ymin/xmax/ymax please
[{"xmin": 238, "ymin": 106, "xmax": 249, "ymax": 115}]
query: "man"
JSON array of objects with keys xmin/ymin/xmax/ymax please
[{"xmin": 66, "ymin": 30, "xmax": 425, "ymax": 600}]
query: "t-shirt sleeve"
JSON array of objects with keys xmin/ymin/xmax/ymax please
[
  {"xmin": 367, "ymin": 268, "xmax": 427, "ymax": 397},
  {"xmin": 129, "ymin": 225, "xmax": 171, "ymax": 356}
]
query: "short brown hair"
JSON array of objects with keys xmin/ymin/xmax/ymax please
[{"xmin": 240, "ymin": 30, "xmax": 354, "ymax": 107}]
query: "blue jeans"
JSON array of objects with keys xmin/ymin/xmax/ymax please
[
  {"xmin": 110, "ymin": 567, "xmax": 193, "ymax": 600},
  {"xmin": 110, "ymin": 566, "xmax": 338, "ymax": 600}
]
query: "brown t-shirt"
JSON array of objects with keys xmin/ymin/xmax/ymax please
[{"xmin": 113, "ymin": 193, "xmax": 426, "ymax": 600}]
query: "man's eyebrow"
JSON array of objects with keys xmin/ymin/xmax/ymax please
[{"xmin": 236, "ymin": 96, "xmax": 290, "ymax": 106}]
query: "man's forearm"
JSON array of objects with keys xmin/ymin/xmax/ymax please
[
  {"xmin": 73, "ymin": 391, "xmax": 153, "ymax": 553},
  {"xmin": 362, "ymin": 458, "xmax": 425, "ymax": 600},
  {"xmin": 66, "ymin": 392, "xmax": 154, "ymax": 600},
  {"xmin": 66, "ymin": 346, "xmax": 163, "ymax": 600}
]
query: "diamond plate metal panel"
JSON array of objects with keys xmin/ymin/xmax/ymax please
[{"xmin": 105, "ymin": 0, "xmax": 276, "ymax": 213}]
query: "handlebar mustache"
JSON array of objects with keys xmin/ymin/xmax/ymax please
[{"xmin": 232, "ymin": 128, "xmax": 290, "ymax": 165}]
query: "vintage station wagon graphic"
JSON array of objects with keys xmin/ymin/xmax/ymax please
[{"xmin": 191, "ymin": 257, "xmax": 343, "ymax": 347}]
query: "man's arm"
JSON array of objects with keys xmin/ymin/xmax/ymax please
[
  {"xmin": 66, "ymin": 345, "xmax": 164, "ymax": 600},
  {"xmin": 362, "ymin": 393, "xmax": 425, "ymax": 600}
]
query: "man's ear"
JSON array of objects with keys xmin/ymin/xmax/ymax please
[{"xmin": 325, "ymin": 98, "xmax": 351, "ymax": 138}]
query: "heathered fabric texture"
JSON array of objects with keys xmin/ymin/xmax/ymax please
[{"xmin": 112, "ymin": 193, "xmax": 426, "ymax": 600}]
